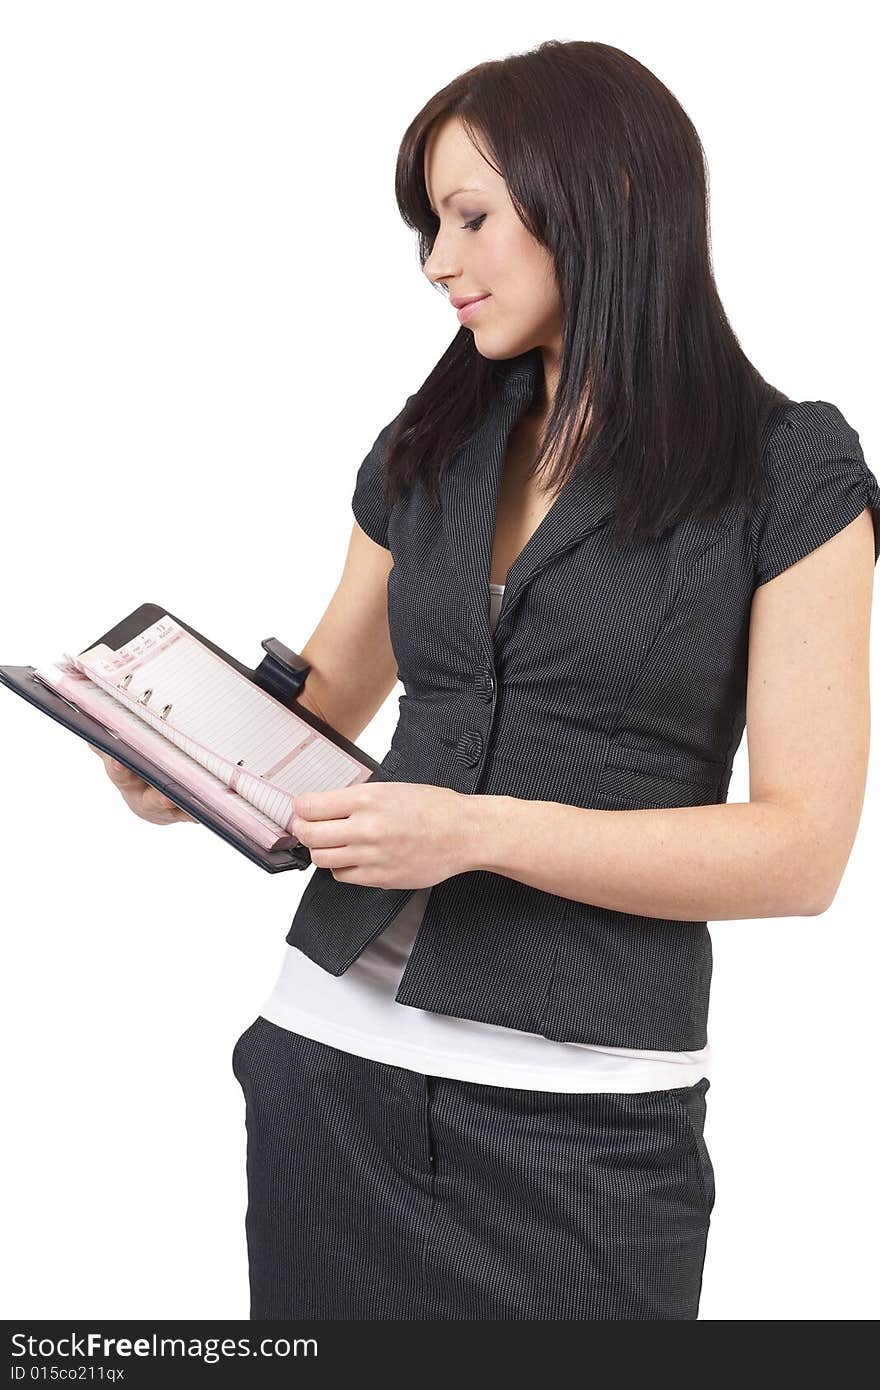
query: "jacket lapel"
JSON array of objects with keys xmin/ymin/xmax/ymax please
[{"xmin": 442, "ymin": 348, "xmax": 620, "ymax": 651}]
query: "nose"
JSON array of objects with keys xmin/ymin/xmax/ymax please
[
  {"xmin": 423, "ymin": 231, "xmax": 461, "ymax": 290},
  {"xmin": 423, "ymin": 254, "xmax": 454, "ymax": 290}
]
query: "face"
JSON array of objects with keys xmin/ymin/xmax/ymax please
[{"xmin": 422, "ymin": 116, "xmax": 562, "ymax": 369}]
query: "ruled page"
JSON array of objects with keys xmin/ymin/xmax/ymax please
[
  {"xmin": 31, "ymin": 658, "xmax": 301, "ymax": 851},
  {"xmin": 63, "ymin": 616, "xmax": 371, "ymax": 834}
]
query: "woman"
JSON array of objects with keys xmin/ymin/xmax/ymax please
[{"xmin": 94, "ymin": 40, "xmax": 880, "ymax": 1319}]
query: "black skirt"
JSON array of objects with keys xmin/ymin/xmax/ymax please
[{"xmin": 231, "ymin": 1016, "xmax": 715, "ymax": 1320}]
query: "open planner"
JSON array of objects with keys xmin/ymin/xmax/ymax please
[{"xmin": 0, "ymin": 603, "xmax": 382, "ymax": 872}]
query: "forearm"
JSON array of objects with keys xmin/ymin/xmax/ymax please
[
  {"xmin": 292, "ymin": 653, "xmax": 373, "ymax": 738},
  {"xmin": 293, "ymin": 627, "xmax": 398, "ymax": 744},
  {"xmin": 293, "ymin": 679, "xmax": 334, "ymax": 728},
  {"xmin": 295, "ymin": 673, "xmax": 393, "ymax": 746},
  {"xmin": 460, "ymin": 795, "xmax": 832, "ymax": 920}
]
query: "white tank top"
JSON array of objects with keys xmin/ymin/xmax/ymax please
[{"xmin": 259, "ymin": 582, "xmax": 711, "ymax": 1091}]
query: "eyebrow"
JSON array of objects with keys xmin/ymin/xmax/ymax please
[{"xmin": 427, "ymin": 185, "xmax": 483, "ymax": 214}]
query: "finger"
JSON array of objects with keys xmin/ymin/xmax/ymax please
[
  {"xmin": 310, "ymin": 847, "xmax": 362, "ymax": 872},
  {"xmin": 293, "ymin": 787, "xmax": 358, "ymax": 822},
  {"xmin": 102, "ymin": 756, "xmax": 136, "ymax": 783},
  {"xmin": 328, "ymin": 866, "xmax": 378, "ymax": 884},
  {"xmin": 91, "ymin": 746, "xmax": 123, "ymax": 769},
  {"xmin": 141, "ymin": 786, "xmax": 177, "ymax": 814},
  {"xmin": 291, "ymin": 814, "xmax": 354, "ymax": 849}
]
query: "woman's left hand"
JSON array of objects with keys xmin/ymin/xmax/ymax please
[{"xmin": 290, "ymin": 780, "xmax": 473, "ymax": 888}]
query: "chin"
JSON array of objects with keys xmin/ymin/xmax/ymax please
[{"xmin": 472, "ymin": 336, "xmax": 529, "ymax": 362}]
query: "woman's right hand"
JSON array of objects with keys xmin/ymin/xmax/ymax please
[{"xmin": 87, "ymin": 744, "xmax": 198, "ymax": 824}]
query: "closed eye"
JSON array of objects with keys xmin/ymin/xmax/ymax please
[{"xmin": 463, "ymin": 214, "xmax": 486, "ymax": 232}]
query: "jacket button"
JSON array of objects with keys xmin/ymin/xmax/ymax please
[
  {"xmin": 455, "ymin": 730, "xmax": 484, "ymax": 766},
  {"xmin": 475, "ymin": 668, "xmax": 495, "ymax": 701}
]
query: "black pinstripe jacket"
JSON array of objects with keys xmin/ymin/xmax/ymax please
[{"xmin": 286, "ymin": 347, "xmax": 880, "ymax": 1049}]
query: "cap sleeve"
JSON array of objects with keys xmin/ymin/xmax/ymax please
[
  {"xmin": 351, "ymin": 398, "xmax": 412, "ymax": 550},
  {"xmin": 751, "ymin": 400, "xmax": 880, "ymax": 588}
]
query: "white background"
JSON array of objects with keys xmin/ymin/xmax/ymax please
[{"xmin": 1, "ymin": 1, "xmax": 876, "ymax": 1322}]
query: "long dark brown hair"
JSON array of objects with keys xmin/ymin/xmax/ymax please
[{"xmin": 380, "ymin": 38, "xmax": 790, "ymax": 548}]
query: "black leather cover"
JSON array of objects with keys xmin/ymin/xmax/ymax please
[{"xmin": 0, "ymin": 601, "xmax": 379, "ymax": 873}]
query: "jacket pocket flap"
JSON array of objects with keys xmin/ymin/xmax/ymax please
[{"xmin": 598, "ymin": 742, "xmax": 723, "ymax": 808}]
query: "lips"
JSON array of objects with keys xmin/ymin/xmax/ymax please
[
  {"xmin": 450, "ymin": 294, "xmax": 490, "ymax": 309},
  {"xmin": 455, "ymin": 294, "xmax": 491, "ymax": 325}
]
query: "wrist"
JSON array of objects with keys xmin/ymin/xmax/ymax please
[{"xmin": 454, "ymin": 792, "xmax": 510, "ymax": 874}]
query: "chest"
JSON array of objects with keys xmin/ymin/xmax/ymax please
[
  {"xmin": 383, "ymin": 392, "xmax": 753, "ymax": 745},
  {"xmin": 489, "ymin": 414, "xmax": 561, "ymax": 587}
]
